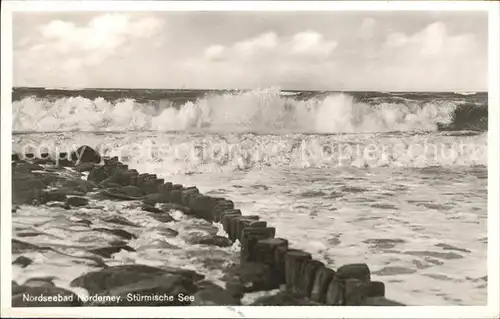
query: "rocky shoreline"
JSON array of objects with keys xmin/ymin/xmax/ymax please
[{"xmin": 12, "ymin": 145, "xmax": 404, "ymax": 307}]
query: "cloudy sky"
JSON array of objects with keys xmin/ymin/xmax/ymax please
[{"xmin": 13, "ymin": 11, "xmax": 488, "ymax": 91}]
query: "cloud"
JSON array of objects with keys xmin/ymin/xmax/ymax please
[
  {"xmin": 384, "ymin": 22, "xmax": 474, "ymax": 57},
  {"xmin": 358, "ymin": 18, "xmax": 376, "ymax": 39},
  {"xmin": 38, "ymin": 14, "xmax": 163, "ymax": 63},
  {"xmin": 204, "ymin": 45, "xmax": 226, "ymax": 61},
  {"xmin": 233, "ymin": 32, "xmax": 279, "ymax": 57},
  {"xmin": 13, "ymin": 13, "xmax": 487, "ymax": 91},
  {"xmin": 189, "ymin": 31, "xmax": 338, "ymax": 89},
  {"xmin": 14, "ymin": 13, "xmax": 164, "ymax": 87},
  {"xmin": 203, "ymin": 31, "xmax": 338, "ymax": 63},
  {"xmin": 373, "ymin": 22, "xmax": 485, "ymax": 90},
  {"xmin": 290, "ymin": 31, "xmax": 337, "ymax": 59}
]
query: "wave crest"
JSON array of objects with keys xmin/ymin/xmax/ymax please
[{"xmin": 12, "ymin": 88, "xmax": 481, "ymax": 133}]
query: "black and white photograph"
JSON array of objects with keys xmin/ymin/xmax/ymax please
[{"xmin": 1, "ymin": 1, "xmax": 499, "ymax": 318}]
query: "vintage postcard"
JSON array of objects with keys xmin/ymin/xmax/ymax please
[{"xmin": 1, "ymin": 1, "xmax": 499, "ymax": 318}]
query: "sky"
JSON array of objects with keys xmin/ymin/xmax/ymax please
[{"xmin": 13, "ymin": 11, "xmax": 488, "ymax": 91}]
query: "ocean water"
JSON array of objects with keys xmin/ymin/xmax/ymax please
[{"xmin": 11, "ymin": 87, "xmax": 488, "ymax": 305}]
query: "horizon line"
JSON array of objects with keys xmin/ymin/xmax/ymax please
[{"xmin": 11, "ymin": 86, "xmax": 488, "ymax": 94}]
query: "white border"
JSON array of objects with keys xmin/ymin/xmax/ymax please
[{"xmin": 1, "ymin": 1, "xmax": 499, "ymax": 318}]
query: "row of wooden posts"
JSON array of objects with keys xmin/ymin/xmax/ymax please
[{"xmin": 128, "ymin": 165, "xmax": 404, "ymax": 306}]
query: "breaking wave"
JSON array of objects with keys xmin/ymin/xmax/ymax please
[{"xmin": 12, "ymin": 88, "xmax": 486, "ymax": 133}]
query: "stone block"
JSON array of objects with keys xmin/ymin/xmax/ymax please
[
  {"xmin": 310, "ymin": 266, "xmax": 335, "ymax": 303},
  {"xmin": 284, "ymin": 250, "xmax": 311, "ymax": 295},
  {"xmin": 298, "ymin": 259, "xmax": 324, "ymax": 298},
  {"xmin": 325, "ymin": 277, "xmax": 344, "ymax": 305},
  {"xmin": 240, "ymin": 227, "xmax": 276, "ymax": 262},
  {"xmin": 336, "ymin": 263, "xmax": 371, "ymax": 282}
]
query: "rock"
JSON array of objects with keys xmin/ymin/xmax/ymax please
[
  {"xmin": 48, "ymin": 188, "xmax": 86, "ymax": 199},
  {"xmin": 98, "ymin": 174, "xmax": 118, "ymax": 186},
  {"xmin": 35, "ymin": 172, "xmax": 64, "ymax": 186},
  {"xmin": 44, "ymin": 190, "xmax": 67, "ymax": 202},
  {"xmin": 103, "ymin": 156, "xmax": 120, "ymax": 165},
  {"xmin": 12, "ymin": 173, "xmax": 46, "ymax": 205},
  {"xmin": 71, "ymin": 145, "xmax": 102, "ymax": 164},
  {"xmin": 99, "ymin": 179, "xmax": 122, "ymax": 189},
  {"xmin": 17, "ymin": 231, "xmax": 44, "ymax": 238},
  {"xmin": 88, "ymin": 166, "xmax": 109, "ymax": 183},
  {"xmin": 74, "ymin": 162, "xmax": 96, "ymax": 172},
  {"xmin": 435, "ymin": 243, "xmax": 471, "ymax": 253},
  {"xmin": 102, "ymin": 215, "xmax": 141, "ymax": 228},
  {"xmin": 151, "ymin": 213, "xmax": 175, "ymax": 223},
  {"xmin": 12, "ymin": 281, "xmax": 22, "ymax": 295},
  {"xmin": 12, "ymin": 284, "xmax": 83, "ymax": 307},
  {"xmin": 92, "ymin": 227, "xmax": 137, "ymax": 240},
  {"xmin": 100, "ymin": 185, "xmax": 145, "ymax": 200},
  {"xmin": 12, "ymin": 256, "xmax": 33, "ymax": 268},
  {"xmin": 149, "ymin": 239, "xmax": 181, "ymax": 250},
  {"xmin": 142, "ymin": 204, "xmax": 162, "ymax": 213},
  {"xmin": 186, "ymin": 234, "xmax": 232, "ymax": 248},
  {"xmin": 159, "ymin": 203, "xmax": 192, "ymax": 214},
  {"xmin": 23, "ymin": 277, "xmax": 57, "ymax": 288},
  {"xmin": 13, "ymin": 162, "xmax": 44, "ymax": 172},
  {"xmin": 157, "ymin": 228, "xmax": 179, "ymax": 237},
  {"xmin": 184, "ymin": 223, "xmax": 219, "ymax": 236},
  {"xmin": 55, "ymin": 153, "xmax": 74, "ymax": 167},
  {"xmin": 224, "ymin": 262, "xmax": 277, "ymax": 292},
  {"xmin": 12, "ymin": 239, "xmax": 49, "ymax": 254},
  {"xmin": 46, "ymin": 202, "xmax": 71, "ymax": 209},
  {"xmin": 33, "ymin": 158, "xmax": 56, "ymax": 165},
  {"xmin": 66, "ymin": 196, "xmax": 89, "ymax": 207},
  {"xmin": 106, "ymin": 275, "xmax": 193, "ymax": 306},
  {"xmin": 62, "ymin": 180, "xmax": 97, "ymax": 192},
  {"xmin": 191, "ymin": 281, "xmax": 241, "ymax": 305},
  {"xmin": 89, "ymin": 244, "xmax": 136, "ymax": 258},
  {"xmin": 142, "ymin": 192, "xmax": 169, "ymax": 205},
  {"xmin": 70, "ymin": 265, "xmax": 204, "ymax": 305},
  {"xmin": 73, "ymin": 218, "xmax": 92, "ymax": 227}
]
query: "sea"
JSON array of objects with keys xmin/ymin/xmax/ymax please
[{"xmin": 11, "ymin": 87, "xmax": 488, "ymax": 305}]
